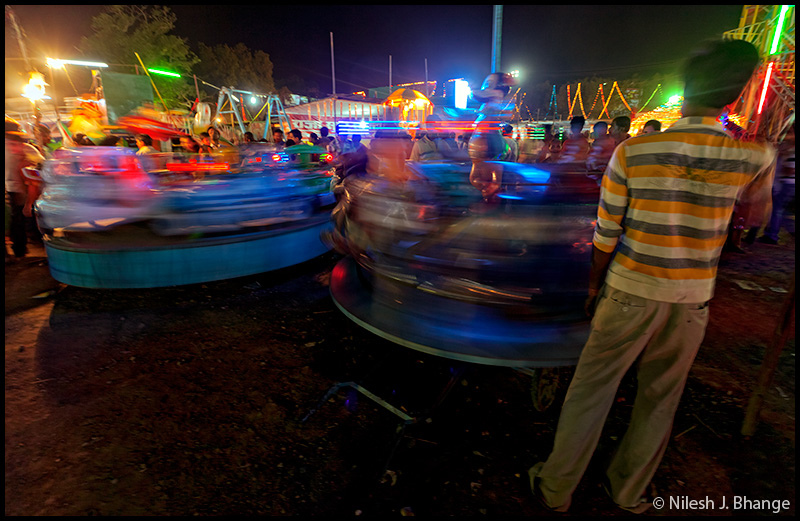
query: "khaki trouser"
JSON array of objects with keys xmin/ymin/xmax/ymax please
[{"xmin": 532, "ymin": 285, "xmax": 709, "ymax": 509}]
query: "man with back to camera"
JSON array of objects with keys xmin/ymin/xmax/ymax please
[{"xmin": 529, "ymin": 39, "xmax": 776, "ymax": 514}]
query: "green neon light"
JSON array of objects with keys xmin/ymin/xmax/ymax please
[
  {"xmin": 147, "ymin": 68, "xmax": 181, "ymax": 78},
  {"xmin": 769, "ymin": 5, "xmax": 791, "ymax": 55}
]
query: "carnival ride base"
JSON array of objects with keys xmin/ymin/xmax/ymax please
[
  {"xmin": 43, "ymin": 218, "xmax": 333, "ymax": 289},
  {"xmin": 329, "ymin": 256, "xmax": 590, "ymax": 369}
]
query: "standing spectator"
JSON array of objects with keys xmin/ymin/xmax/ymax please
[
  {"xmin": 444, "ymin": 131, "xmax": 459, "ymax": 153},
  {"xmin": 409, "ymin": 128, "xmax": 441, "ymax": 161},
  {"xmin": 457, "ymin": 133, "xmax": 470, "ymax": 151},
  {"xmin": 308, "ymin": 132, "xmax": 320, "ymax": 146},
  {"xmin": 534, "ymin": 125, "xmax": 556, "ymax": 163},
  {"xmin": 610, "ymin": 115, "xmax": 631, "ymax": 145},
  {"xmin": 318, "ymin": 126, "xmax": 333, "ymax": 149},
  {"xmin": 558, "ymin": 116, "xmax": 590, "ymax": 165},
  {"xmin": 586, "ymin": 121, "xmax": 616, "ymax": 173},
  {"xmin": 242, "ymin": 132, "xmax": 256, "ymax": 144},
  {"xmin": 642, "ymin": 119, "xmax": 662, "ymax": 134},
  {"xmin": 5, "ymin": 117, "xmax": 45, "ymax": 261},
  {"xmin": 747, "ymin": 127, "xmax": 795, "ymax": 244},
  {"xmin": 528, "ymin": 39, "xmax": 775, "ymax": 514}
]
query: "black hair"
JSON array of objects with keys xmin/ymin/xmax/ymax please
[
  {"xmin": 612, "ymin": 116, "xmax": 631, "ymax": 132},
  {"xmin": 644, "ymin": 120, "xmax": 662, "ymax": 131},
  {"xmin": 683, "ymin": 39, "xmax": 760, "ymax": 109},
  {"xmin": 136, "ymin": 133, "xmax": 153, "ymax": 146}
]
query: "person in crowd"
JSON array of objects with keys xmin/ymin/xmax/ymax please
[
  {"xmin": 272, "ymin": 128, "xmax": 286, "ymax": 147},
  {"xmin": 33, "ymin": 124, "xmax": 61, "ymax": 157},
  {"xmin": 501, "ymin": 124, "xmax": 519, "ymax": 162},
  {"xmin": 558, "ymin": 116, "xmax": 590, "ymax": 165},
  {"xmin": 198, "ymin": 132, "xmax": 215, "ymax": 154},
  {"xmin": 367, "ymin": 130, "xmax": 410, "ymax": 181},
  {"xmin": 206, "ymin": 126, "xmax": 222, "ymax": 149},
  {"xmin": 5, "ymin": 117, "xmax": 45, "ymax": 261},
  {"xmin": 535, "ymin": 124, "xmax": 557, "ymax": 163},
  {"xmin": 586, "ymin": 121, "xmax": 616, "ymax": 173},
  {"xmin": 318, "ymin": 126, "xmax": 333, "ymax": 149},
  {"xmin": 308, "ymin": 132, "xmax": 320, "ymax": 146},
  {"xmin": 242, "ymin": 132, "xmax": 256, "ymax": 144},
  {"xmin": 98, "ymin": 135, "xmax": 120, "ymax": 146},
  {"xmin": 350, "ymin": 134, "xmax": 367, "ymax": 156},
  {"xmin": 610, "ymin": 116, "xmax": 631, "ymax": 145},
  {"xmin": 528, "ymin": 39, "xmax": 775, "ymax": 514},
  {"xmin": 457, "ymin": 133, "xmax": 470, "ymax": 151},
  {"xmin": 642, "ymin": 119, "xmax": 662, "ymax": 134},
  {"xmin": 72, "ymin": 133, "xmax": 94, "ymax": 146},
  {"xmin": 285, "ymin": 129, "xmax": 304, "ymax": 147},
  {"xmin": 135, "ymin": 134, "xmax": 158, "ymax": 155},
  {"xmin": 444, "ymin": 131, "xmax": 459, "ymax": 153},
  {"xmin": 180, "ymin": 135, "xmax": 201, "ymax": 153},
  {"xmin": 409, "ymin": 127, "xmax": 442, "ymax": 161},
  {"xmin": 744, "ymin": 127, "xmax": 795, "ymax": 245}
]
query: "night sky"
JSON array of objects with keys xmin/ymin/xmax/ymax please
[{"xmin": 8, "ymin": 5, "xmax": 744, "ymax": 97}]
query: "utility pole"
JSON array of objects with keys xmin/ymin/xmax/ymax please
[
  {"xmin": 330, "ymin": 32, "xmax": 336, "ymax": 96},
  {"xmin": 491, "ymin": 5, "xmax": 503, "ymax": 73}
]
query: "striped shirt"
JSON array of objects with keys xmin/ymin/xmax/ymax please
[{"xmin": 593, "ymin": 117, "xmax": 776, "ymax": 303}]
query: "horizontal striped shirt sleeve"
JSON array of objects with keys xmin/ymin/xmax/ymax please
[{"xmin": 593, "ymin": 146, "xmax": 627, "ymax": 253}]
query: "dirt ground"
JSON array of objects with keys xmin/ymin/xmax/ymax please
[{"xmin": 5, "ymin": 232, "xmax": 795, "ymax": 517}]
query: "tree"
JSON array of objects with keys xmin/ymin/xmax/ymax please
[
  {"xmin": 193, "ymin": 42, "xmax": 275, "ymax": 99},
  {"xmin": 78, "ymin": 5, "xmax": 199, "ymax": 110}
]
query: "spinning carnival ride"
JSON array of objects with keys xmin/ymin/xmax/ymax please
[
  {"xmin": 327, "ymin": 73, "xmax": 600, "ymax": 369},
  {"xmin": 35, "ymin": 144, "xmax": 335, "ymax": 289}
]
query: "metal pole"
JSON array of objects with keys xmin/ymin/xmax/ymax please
[
  {"xmin": 389, "ymin": 55, "xmax": 392, "ymax": 92},
  {"xmin": 425, "ymin": 58, "xmax": 429, "ymax": 98},
  {"xmin": 330, "ymin": 32, "xmax": 336, "ymax": 96},
  {"xmin": 492, "ymin": 5, "xmax": 503, "ymax": 73}
]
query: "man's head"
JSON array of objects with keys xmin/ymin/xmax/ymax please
[
  {"xmin": 592, "ymin": 121, "xmax": 609, "ymax": 138},
  {"xmin": 682, "ymin": 39, "xmax": 760, "ymax": 110},
  {"xmin": 272, "ymin": 129, "xmax": 284, "ymax": 142},
  {"xmin": 611, "ymin": 116, "xmax": 630, "ymax": 137},
  {"xmin": 570, "ymin": 116, "xmax": 585, "ymax": 136},
  {"xmin": 642, "ymin": 120, "xmax": 662, "ymax": 134},
  {"xmin": 320, "ymin": 126, "xmax": 330, "ymax": 137},
  {"xmin": 289, "ymin": 129, "xmax": 302, "ymax": 142}
]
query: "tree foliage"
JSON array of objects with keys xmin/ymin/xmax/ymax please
[
  {"xmin": 193, "ymin": 42, "xmax": 276, "ymax": 98},
  {"xmin": 78, "ymin": 5, "xmax": 199, "ymax": 109}
]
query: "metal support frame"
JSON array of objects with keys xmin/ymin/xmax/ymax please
[
  {"xmin": 262, "ymin": 95, "xmax": 293, "ymax": 142},
  {"xmin": 214, "ymin": 87, "xmax": 248, "ymax": 135}
]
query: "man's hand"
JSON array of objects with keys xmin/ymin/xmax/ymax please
[{"xmin": 584, "ymin": 288, "xmax": 600, "ymax": 317}]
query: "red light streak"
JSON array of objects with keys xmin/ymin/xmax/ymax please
[
  {"xmin": 757, "ymin": 62, "xmax": 774, "ymax": 115},
  {"xmin": 166, "ymin": 162, "xmax": 230, "ymax": 172}
]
